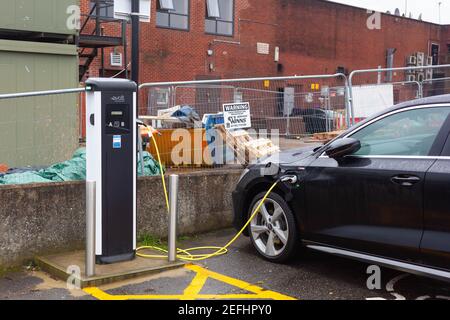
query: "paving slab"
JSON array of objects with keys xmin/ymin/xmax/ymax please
[{"xmin": 35, "ymin": 250, "xmax": 185, "ymax": 288}]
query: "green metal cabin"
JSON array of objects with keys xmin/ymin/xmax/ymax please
[
  {"xmin": 0, "ymin": 1, "xmax": 79, "ymax": 168},
  {"xmin": 0, "ymin": 0, "xmax": 78, "ymax": 36}
]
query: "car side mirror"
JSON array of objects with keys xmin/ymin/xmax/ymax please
[{"xmin": 325, "ymin": 138, "xmax": 361, "ymax": 159}]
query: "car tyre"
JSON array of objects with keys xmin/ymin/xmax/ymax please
[{"xmin": 248, "ymin": 191, "xmax": 300, "ymax": 263}]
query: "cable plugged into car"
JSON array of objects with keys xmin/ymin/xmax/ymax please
[
  {"xmin": 135, "ymin": 129, "xmax": 305, "ymax": 263},
  {"xmin": 281, "ymin": 175, "xmax": 298, "ymax": 185},
  {"xmin": 135, "ymin": 131, "xmax": 282, "ymax": 262}
]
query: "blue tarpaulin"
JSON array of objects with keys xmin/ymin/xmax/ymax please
[{"xmin": 0, "ymin": 148, "xmax": 163, "ymax": 185}]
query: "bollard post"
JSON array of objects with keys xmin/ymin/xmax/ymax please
[
  {"xmin": 86, "ymin": 181, "xmax": 96, "ymax": 277},
  {"xmin": 168, "ymin": 175, "xmax": 179, "ymax": 262}
]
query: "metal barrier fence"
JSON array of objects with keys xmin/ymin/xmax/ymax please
[
  {"xmin": 422, "ymin": 77, "xmax": 450, "ymax": 98},
  {"xmin": 0, "ymin": 87, "xmax": 88, "ymax": 169},
  {"xmin": 348, "ymin": 64, "xmax": 450, "ymax": 124},
  {"xmin": 3, "ymin": 66, "xmax": 450, "ymax": 171},
  {"xmin": 138, "ymin": 74, "xmax": 349, "ymax": 168},
  {"xmin": 140, "ymin": 74, "xmax": 349, "ymax": 136}
]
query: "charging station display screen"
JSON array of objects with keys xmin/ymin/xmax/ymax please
[{"xmin": 105, "ymin": 104, "xmax": 130, "ymax": 134}]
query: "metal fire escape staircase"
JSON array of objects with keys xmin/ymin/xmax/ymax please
[{"xmin": 77, "ymin": 2, "xmax": 127, "ymax": 82}]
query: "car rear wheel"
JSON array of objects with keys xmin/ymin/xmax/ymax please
[{"xmin": 248, "ymin": 192, "xmax": 300, "ymax": 263}]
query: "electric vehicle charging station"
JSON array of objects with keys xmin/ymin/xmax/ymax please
[{"xmin": 85, "ymin": 78, "xmax": 137, "ymax": 264}]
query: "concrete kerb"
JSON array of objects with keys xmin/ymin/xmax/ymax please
[{"xmin": 35, "ymin": 251, "xmax": 186, "ymax": 288}]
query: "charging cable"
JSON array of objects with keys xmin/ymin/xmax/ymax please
[{"xmin": 136, "ymin": 122, "xmax": 279, "ymax": 261}]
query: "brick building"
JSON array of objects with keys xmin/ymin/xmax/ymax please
[{"xmin": 79, "ymin": 0, "xmax": 450, "ymax": 84}]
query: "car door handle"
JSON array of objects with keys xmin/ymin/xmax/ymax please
[{"xmin": 391, "ymin": 175, "xmax": 421, "ymax": 187}]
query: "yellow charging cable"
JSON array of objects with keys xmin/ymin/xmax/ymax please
[
  {"xmin": 136, "ymin": 133, "xmax": 278, "ymax": 261},
  {"xmin": 148, "ymin": 132, "xmax": 170, "ymax": 213}
]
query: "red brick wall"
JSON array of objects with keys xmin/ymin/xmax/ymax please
[
  {"xmin": 77, "ymin": 0, "xmax": 450, "ymax": 134},
  {"xmin": 442, "ymin": 25, "xmax": 450, "ymax": 64},
  {"xmin": 80, "ymin": 0, "xmax": 448, "ymax": 81},
  {"xmin": 278, "ymin": 0, "xmax": 444, "ymax": 81}
]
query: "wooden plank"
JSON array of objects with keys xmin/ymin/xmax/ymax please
[
  {"xmin": 215, "ymin": 125, "xmax": 280, "ymax": 165},
  {"xmin": 312, "ymin": 130, "xmax": 344, "ymax": 141}
]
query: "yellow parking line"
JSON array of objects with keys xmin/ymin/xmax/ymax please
[
  {"xmin": 184, "ymin": 265, "xmax": 295, "ymax": 300},
  {"xmin": 84, "ymin": 287, "xmax": 186, "ymax": 300},
  {"xmin": 182, "ymin": 271, "xmax": 209, "ymax": 300},
  {"xmin": 83, "ymin": 264, "xmax": 296, "ymax": 300}
]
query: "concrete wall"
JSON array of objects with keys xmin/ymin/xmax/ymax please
[{"xmin": 0, "ymin": 169, "xmax": 241, "ymax": 267}]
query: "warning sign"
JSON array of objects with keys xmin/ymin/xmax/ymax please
[{"xmin": 223, "ymin": 102, "xmax": 251, "ymax": 130}]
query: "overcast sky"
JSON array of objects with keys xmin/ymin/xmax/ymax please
[{"xmin": 327, "ymin": 0, "xmax": 450, "ymax": 24}]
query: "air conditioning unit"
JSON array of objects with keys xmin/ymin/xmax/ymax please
[
  {"xmin": 416, "ymin": 52, "xmax": 425, "ymax": 66},
  {"xmin": 406, "ymin": 74, "xmax": 416, "ymax": 82},
  {"xmin": 426, "ymin": 56, "xmax": 433, "ymax": 66},
  {"xmin": 417, "ymin": 72, "xmax": 425, "ymax": 82},
  {"xmin": 407, "ymin": 55, "xmax": 417, "ymax": 65},
  {"xmin": 110, "ymin": 52, "xmax": 123, "ymax": 67},
  {"xmin": 425, "ymin": 69, "xmax": 433, "ymax": 80}
]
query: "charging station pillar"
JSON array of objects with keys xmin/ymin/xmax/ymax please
[{"xmin": 85, "ymin": 78, "xmax": 137, "ymax": 264}]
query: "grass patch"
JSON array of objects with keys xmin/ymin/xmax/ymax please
[
  {"xmin": 0, "ymin": 260, "xmax": 40, "ymax": 278},
  {"xmin": 137, "ymin": 234, "xmax": 194, "ymax": 250},
  {"xmin": 0, "ymin": 266, "xmax": 22, "ymax": 278},
  {"xmin": 138, "ymin": 234, "xmax": 167, "ymax": 250}
]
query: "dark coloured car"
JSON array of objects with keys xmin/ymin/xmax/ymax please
[{"xmin": 232, "ymin": 94, "xmax": 450, "ymax": 281}]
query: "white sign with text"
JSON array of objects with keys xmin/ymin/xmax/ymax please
[{"xmin": 223, "ymin": 102, "xmax": 252, "ymax": 130}]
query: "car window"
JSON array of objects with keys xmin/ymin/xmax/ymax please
[{"xmin": 349, "ymin": 107, "xmax": 450, "ymax": 156}]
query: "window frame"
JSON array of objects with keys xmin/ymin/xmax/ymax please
[
  {"xmin": 205, "ymin": 0, "xmax": 235, "ymax": 37},
  {"xmin": 89, "ymin": 0, "xmax": 115, "ymax": 18},
  {"xmin": 159, "ymin": 0, "xmax": 175, "ymax": 10},
  {"xmin": 206, "ymin": 0, "xmax": 220, "ymax": 18},
  {"xmin": 156, "ymin": 0, "xmax": 190, "ymax": 31},
  {"xmin": 430, "ymin": 42, "xmax": 440, "ymax": 65},
  {"xmin": 319, "ymin": 104, "xmax": 450, "ymax": 159}
]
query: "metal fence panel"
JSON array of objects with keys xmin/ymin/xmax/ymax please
[
  {"xmin": 0, "ymin": 87, "xmax": 87, "ymax": 168},
  {"xmin": 348, "ymin": 64, "xmax": 450, "ymax": 124},
  {"xmin": 141, "ymin": 75, "xmax": 348, "ymax": 134},
  {"xmin": 139, "ymin": 74, "xmax": 348, "ymax": 169},
  {"xmin": 422, "ymin": 77, "xmax": 450, "ymax": 98}
]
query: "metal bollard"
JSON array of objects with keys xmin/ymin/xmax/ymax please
[
  {"xmin": 168, "ymin": 175, "xmax": 179, "ymax": 262},
  {"xmin": 86, "ymin": 181, "xmax": 96, "ymax": 277}
]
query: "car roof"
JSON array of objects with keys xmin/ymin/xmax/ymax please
[{"xmin": 391, "ymin": 93, "xmax": 450, "ymax": 111}]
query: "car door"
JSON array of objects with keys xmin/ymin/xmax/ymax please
[
  {"xmin": 422, "ymin": 113, "xmax": 450, "ymax": 270},
  {"xmin": 304, "ymin": 105, "xmax": 450, "ymax": 262}
]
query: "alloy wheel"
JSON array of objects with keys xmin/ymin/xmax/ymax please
[{"xmin": 250, "ymin": 198, "xmax": 289, "ymax": 257}]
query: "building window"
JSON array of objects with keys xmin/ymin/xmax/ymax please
[
  {"xmin": 431, "ymin": 43, "xmax": 440, "ymax": 65},
  {"xmin": 156, "ymin": 0, "xmax": 189, "ymax": 30},
  {"xmin": 205, "ymin": 0, "xmax": 234, "ymax": 36},
  {"xmin": 89, "ymin": 0, "xmax": 114, "ymax": 18},
  {"xmin": 159, "ymin": 0, "xmax": 175, "ymax": 10}
]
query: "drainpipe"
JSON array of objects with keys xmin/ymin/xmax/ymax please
[
  {"xmin": 131, "ymin": 0, "xmax": 140, "ymax": 85},
  {"xmin": 386, "ymin": 48, "xmax": 397, "ymax": 82}
]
